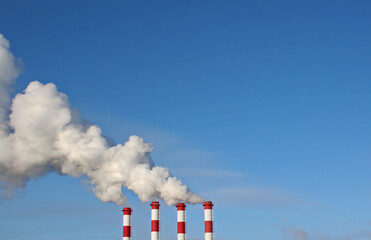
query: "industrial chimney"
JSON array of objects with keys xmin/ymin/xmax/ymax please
[
  {"xmin": 176, "ymin": 203, "xmax": 186, "ymax": 240},
  {"xmin": 122, "ymin": 207, "xmax": 132, "ymax": 240},
  {"xmin": 203, "ymin": 201, "xmax": 214, "ymax": 240},
  {"xmin": 151, "ymin": 201, "xmax": 160, "ymax": 240},
  {"xmin": 120, "ymin": 201, "xmax": 215, "ymax": 240}
]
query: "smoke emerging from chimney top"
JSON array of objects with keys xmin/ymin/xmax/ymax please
[{"xmin": 0, "ymin": 34, "xmax": 203, "ymax": 206}]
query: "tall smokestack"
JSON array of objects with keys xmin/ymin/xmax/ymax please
[
  {"xmin": 203, "ymin": 201, "xmax": 214, "ymax": 240},
  {"xmin": 176, "ymin": 203, "xmax": 186, "ymax": 240},
  {"xmin": 151, "ymin": 201, "xmax": 160, "ymax": 240},
  {"xmin": 122, "ymin": 207, "xmax": 132, "ymax": 240}
]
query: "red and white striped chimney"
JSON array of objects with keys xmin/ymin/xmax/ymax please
[
  {"xmin": 151, "ymin": 201, "xmax": 160, "ymax": 240},
  {"xmin": 203, "ymin": 201, "xmax": 214, "ymax": 240},
  {"xmin": 176, "ymin": 203, "xmax": 186, "ymax": 240},
  {"xmin": 122, "ymin": 207, "xmax": 132, "ymax": 240}
]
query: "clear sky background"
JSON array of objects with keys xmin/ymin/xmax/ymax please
[{"xmin": 1, "ymin": 1, "xmax": 371, "ymax": 240}]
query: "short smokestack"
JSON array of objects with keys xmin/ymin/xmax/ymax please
[
  {"xmin": 151, "ymin": 201, "xmax": 160, "ymax": 240},
  {"xmin": 203, "ymin": 201, "xmax": 214, "ymax": 240},
  {"xmin": 122, "ymin": 207, "xmax": 132, "ymax": 240},
  {"xmin": 176, "ymin": 203, "xmax": 186, "ymax": 240}
]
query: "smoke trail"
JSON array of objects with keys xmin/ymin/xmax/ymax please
[
  {"xmin": 0, "ymin": 34, "xmax": 203, "ymax": 206},
  {"xmin": 0, "ymin": 34, "xmax": 20, "ymax": 134}
]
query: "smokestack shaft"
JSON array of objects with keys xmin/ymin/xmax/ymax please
[
  {"xmin": 122, "ymin": 208, "xmax": 132, "ymax": 240},
  {"xmin": 176, "ymin": 203, "xmax": 186, "ymax": 240},
  {"xmin": 151, "ymin": 202, "xmax": 160, "ymax": 240},
  {"xmin": 203, "ymin": 201, "xmax": 214, "ymax": 240}
]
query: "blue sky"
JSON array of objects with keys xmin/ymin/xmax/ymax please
[{"xmin": 1, "ymin": 0, "xmax": 371, "ymax": 239}]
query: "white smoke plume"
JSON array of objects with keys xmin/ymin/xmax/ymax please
[{"xmin": 0, "ymin": 34, "xmax": 203, "ymax": 206}]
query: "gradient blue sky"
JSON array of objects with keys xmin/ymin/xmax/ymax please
[{"xmin": 1, "ymin": 1, "xmax": 371, "ymax": 240}]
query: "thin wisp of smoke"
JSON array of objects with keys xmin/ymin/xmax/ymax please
[{"xmin": 0, "ymin": 34, "xmax": 203, "ymax": 206}]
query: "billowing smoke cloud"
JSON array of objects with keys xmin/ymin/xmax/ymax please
[
  {"xmin": 0, "ymin": 34, "xmax": 203, "ymax": 206},
  {"xmin": 0, "ymin": 35, "xmax": 20, "ymax": 134}
]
